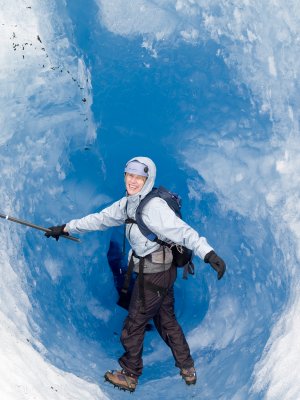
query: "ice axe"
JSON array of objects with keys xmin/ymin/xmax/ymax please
[{"xmin": 0, "ymin": 212, "xmax": 80, "ymax": 242}]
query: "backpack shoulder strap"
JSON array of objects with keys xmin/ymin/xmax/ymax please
[{"xmin": 135, "ymin": 187, "xmax": 160, "ymax": 241}]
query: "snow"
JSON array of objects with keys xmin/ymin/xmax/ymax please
[
  {"xmin": 97, "ymin": 0, "xmax": 178, "ymax": 39},
  {"xmin": 0, "ymin": 1, "xmax": 105, "ymax": 399},
  {"xmin": 0, "ymin": 312, "xmax": 107, "ymax": 400},
  {"xmin": 1, "ymin": 0, "xmax": 300, "ymax": 399},
  {"xmin": 252, "ymin": 291, "xmax": 300, "ymax": 400}
]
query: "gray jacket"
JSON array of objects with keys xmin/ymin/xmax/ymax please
[{"xmin": 66, "ymin": 157, "xmax": 213, "ymax": 269}]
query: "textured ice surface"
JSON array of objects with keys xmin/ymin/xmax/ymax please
[{"xmin": 1, "ymin": 1, "xmax": 300, "ymax": 399}]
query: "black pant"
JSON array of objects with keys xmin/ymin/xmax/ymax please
[{"xmin": 119, "ymin": 265, "xmax": 194, "ymax": 377}]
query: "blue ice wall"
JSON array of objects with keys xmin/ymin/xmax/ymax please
[{"xmin": 1, "ymin": 1, "xmax": 299, "ymax": 399}]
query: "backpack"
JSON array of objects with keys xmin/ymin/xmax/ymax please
[{"xmin": 126, "ymin": 186, "xmax": 194, "ymax": 272}]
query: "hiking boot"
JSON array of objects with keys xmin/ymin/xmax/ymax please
[
  {"xmin": 104, "ymin": 369, "xmax": 138, "ymax": 392},
  {"xmin": 180, "ymin": 366, "xmax": 197, "ymax": 385}
]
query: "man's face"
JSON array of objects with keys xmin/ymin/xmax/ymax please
[{"xmin": 125, "ymin": 173, "xmax": 147, "ymax": 195}]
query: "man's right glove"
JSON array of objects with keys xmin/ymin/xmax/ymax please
[
  {"xmin": 204, "ymin": 250, "xmax": 226, "ymax": 280},
  {"xmin": 45, "ymin": 224, "xmax": 69, "ymax": 241}
]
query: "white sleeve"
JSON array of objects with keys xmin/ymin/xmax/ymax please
[
  {"xmin": 142, "ymin": 198, "xmax": 214, "ymax": 260},
  {"xmin": 65, "ymin": 198, "xmax": 126, "ymax": 234}
]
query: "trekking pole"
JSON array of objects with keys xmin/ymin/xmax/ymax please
[{"xmin": 0, "ymin": 212, "xmax": 80, "ymax": 243}]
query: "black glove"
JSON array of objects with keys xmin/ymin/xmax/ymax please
[
  {"xmin": 45, "ymin": 224, "xmax": 69, "ymax": 241},
  {"xmin": 204, "ymin": 250, "xmax": 226, "ymax": 280}
]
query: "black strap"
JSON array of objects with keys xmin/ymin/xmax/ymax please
[
  {"xmin": 123, "ymin": 200, "xmax": 129, "ymax": 256},
  {"xmin": 119, "ymin": 252, "xmax": 146, "ymax": 314},
  {"xmin": 138, "ymin": 257, "xmax": 146, "ymax": 313},
  {"xmin": 153, "ymin": 238, "xmax": 171, "ymax": 247},
  {"xmin": 121, "ymin": 254, "xmax": 135, "ymax": 294},
  {"xmin": 182, "ymin": 261, "xmax": 195, "ymax": 280},
  {"xmin": 125, "ymin": 217, "xmax": 136, "ymax": 224},
  {"xmin": 122, "ymin": 223, "xmax": 127, "ymax": 257},
  {"xmin": 188, "ymin": 261, "xmax": 195, "ymax": 275}
]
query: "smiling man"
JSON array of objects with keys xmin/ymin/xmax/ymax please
[{"xmin": 45, "ymin": 156, "xmax": 226, "ymax": 393}]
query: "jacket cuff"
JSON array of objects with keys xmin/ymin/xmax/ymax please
[
  {"xmin": 65, "ymin": 222, "xmax": 72, "ymax": 233},
  {"xmin": 196, "ymin": 237, "xmax": 214, "ymax": 260}
]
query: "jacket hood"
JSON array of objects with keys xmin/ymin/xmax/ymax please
[{"xmin": 126, "ymin": 156, "xmax": 156, "ymax": 199}]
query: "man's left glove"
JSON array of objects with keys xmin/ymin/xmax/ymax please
[
  {"xmin": 204, "ymin": 250, "xmax": 226, "ymax": 280},
  {"xmin": 45, "ymin": 224, "xmax": 69, "ymax": 241}
]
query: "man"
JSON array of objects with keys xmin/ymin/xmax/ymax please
[{"xmin": 46, "ymin": 156, "xmax": 226, "ymax": 393}]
